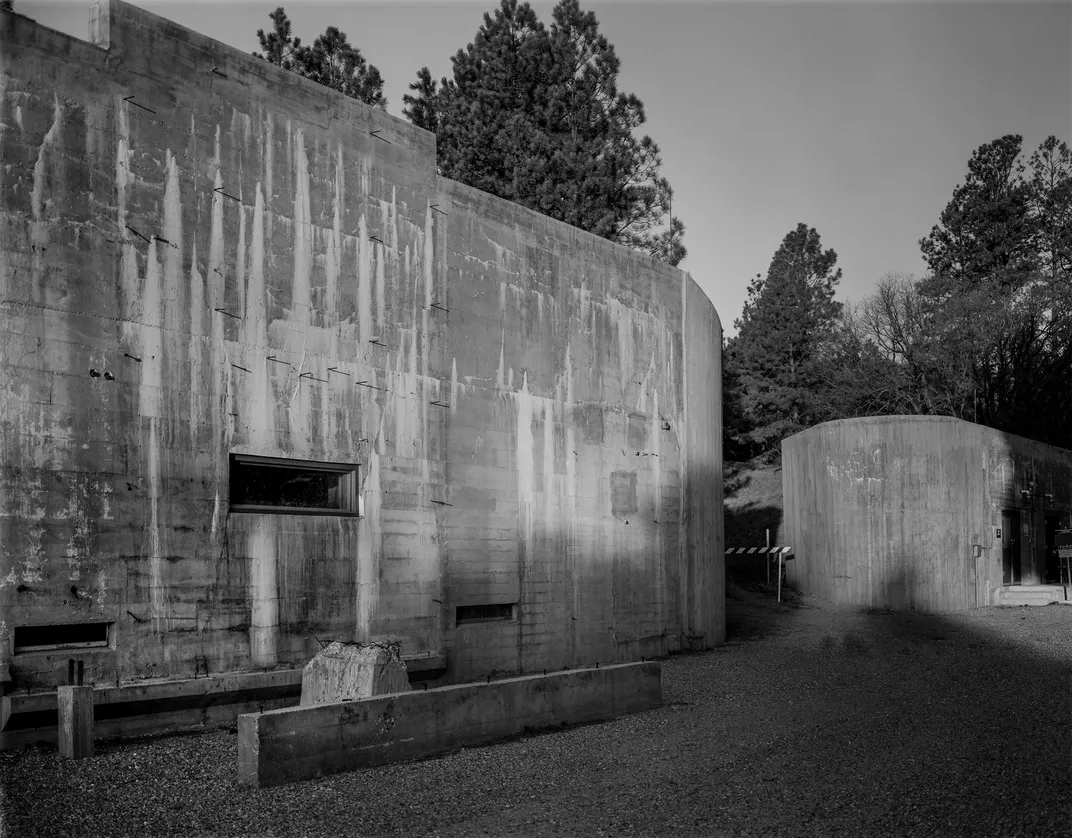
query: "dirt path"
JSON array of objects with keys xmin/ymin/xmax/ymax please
[{"xmin": 3, "ymin": 591, "xmax": 1070, "ymax": 837}]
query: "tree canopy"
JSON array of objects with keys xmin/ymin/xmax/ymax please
[
  {"xmin": 253, "ymin": 8, "xmax": 386, "ymax": 109},
  {"xmin": 402, "ymin": 0, "xmax": 685, "ymax": 265},
  {"xmin": 723, "ymin": 223, "xmax": 843, "ymax": 458},
  {"xmin": 807, "ymin": 135, "xmax": 1072, "ymax": 452}
]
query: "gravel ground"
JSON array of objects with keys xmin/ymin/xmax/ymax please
[{"xmin": 3, "ymin": 588, "xmax": 1070, "ymax": 838}]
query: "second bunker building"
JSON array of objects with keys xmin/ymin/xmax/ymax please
[{"xmin": 782, "ymin": 416, "xmax": 1072, "ymax": 611}]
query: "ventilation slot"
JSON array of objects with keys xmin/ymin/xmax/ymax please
[
  {"xmin": 14, "ymin": 622, "xmax": 112, "ymax": 654},
  {"xmin": 229, "ymin": 454, "xmax": 359, "ymax": 516},
  {"xmin": 456, "ymin": 604, "xmax": 516, "ymax": 625}
]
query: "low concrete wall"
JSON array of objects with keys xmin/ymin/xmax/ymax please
[
  {"xmin": 1, "ymin": 653, "xmax": 446, "ymax": 749},
  {"xmin": 238, "ymin": 661, "xmax": 661, "ymax": 786}
]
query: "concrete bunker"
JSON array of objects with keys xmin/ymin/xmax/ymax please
[
  {"xmin": 782, "ymin": 416, "xmax": 1072, "ymax": 610},
  {"xmin": 0, "ymin": 0, "xmax": 723, "ymax": 747}
]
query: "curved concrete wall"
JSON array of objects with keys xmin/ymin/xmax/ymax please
[
  {"xmin": 0, "ymin": 1, "xmax": 723, "ymax": 696},
  {"xmin": 782, "ymin": 416, "xmax": 1072, "ymax": 610}
]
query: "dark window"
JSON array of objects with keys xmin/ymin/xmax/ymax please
[
  {"xmin": 229, "ymin": 455, "xmax": 359, "ymax": 516},
  {"xmin": 15, "ymin": 622, "xmax": 112, "ymax": 653},
  {"xmin": 456, "ymin": 603, "xmax": 516, "ymax": 625}
]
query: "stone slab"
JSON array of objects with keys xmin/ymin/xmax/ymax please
[{"xmin": 300, "ymin": 641, "xmax": 411, "ymax": 706}]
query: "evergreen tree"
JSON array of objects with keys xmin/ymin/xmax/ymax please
[
  {"xmin": 726, "ymin": 224, "xmax": 842, "ymax": 457},
  {"xmin": 0, "ymin": 1, "xmax": 13, "ymax": 11},
  {"xmin": 254, "ymin": 8, "xmax": 386, "ymax": 109},
  {"xmin": 919, "ymin": 135, "xmax": 1037, "ymax": 298},
  {"xmin": 402, "ymin": 0, "xmax": 685, "ymax": 265},
  {"xmin": 254, "ymin": 7, "xmax": 300, "ymax": 70},
  {"xmin": 916, "ymin": 135, "xmax": 1072, "ymax": 446}
]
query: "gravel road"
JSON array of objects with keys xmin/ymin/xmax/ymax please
[{"xmin": 3, "ymin": 588, "xmax": 1070, "ymax": 838}]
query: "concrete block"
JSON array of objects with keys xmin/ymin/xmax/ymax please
[
  {"xmin": 299, "ymin": 641, "xmax": 411, "ymax": 706},
  {"xmin": 238, "ymin": 660, "xmax": 661, "ymax": 786},
  {"xmin": 57, "ymin": 685, "xmax": 93, "ymax": 759}
]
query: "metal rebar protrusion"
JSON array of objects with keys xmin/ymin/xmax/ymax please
[
  {"xmin": 231, "ymin": 363, "xmax": 251, "ymax": 373},
  {"xmin": 327, "ymin": 367, "xmax": 350, "ymax": 376},
  {"xmin": 153, "ymin": 235, "xmax": 177, "ymax": 249},
  {"xmin": 125, "ymin": 224, "xmax": 151, "ymax": 243},
  {"xmin": 429, "ymin": 400, "xmax": 449, "ymax": 407},
  {"xmin": 429, "ymin": 204, "xmax": 448, "ymax": 216},
  {"xmin": 369, "ymin": 130, "xmax": 392, "ymax": 144},
  {"xmin": 122, "ymin": 95, "xmax": 157, "ymax": 114},
  {"xmin": 299, "ymin": 372, "xmax": 328, "ymax": 383},
  {"xmin": 430, "ymin": 499, "xmax": 453, "ymax": 507},
  {"xmin": 266, "ymin": 355, "xmax": 291, "ymax": 366},
  {"xmin": 368, "ymin": 338, "xmax": 386, "ymax": 347},
  {"xmin": 214, "ymin": 308, "xmax": 240, "ymax": 319},
  {"xmin": 213, "ymin": 186, "xmax": 240, "ymax": 202},
  {"xmin": 429, "ymin": 302, "xmax": 449, "ymax": 312},
  {"xmin": 369, "ymin": 235, "xmax": 384, "ymax": 245},
  {"xmin": 123, "ymin": 352, "xmax": 142, "ymax": 363},
  {"xmin": 355, "ymin": 381, "xmax": 384, "ymax": 391},
  {"xmin": 211, "ymin": 67, "xmax": 228, "ymax": 78}
]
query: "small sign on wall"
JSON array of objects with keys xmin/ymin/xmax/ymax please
[{"xmin": 993, "ymin": 526, "xmax": 1002, "ymax": 542}]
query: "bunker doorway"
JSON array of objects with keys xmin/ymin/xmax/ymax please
[{"xmin": 1002, "ymin": 510, "xmax": 1021, "ymax": 586}]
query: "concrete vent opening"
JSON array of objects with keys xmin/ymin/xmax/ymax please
[
  {"xmin": 456, "ymin": 604, "xmax": 515, "ymax": 625},
  {"xmin": 14, "ymin": 622, "xmax": 112, "ymax": 654},
  {"xmin": 229, "ymin": 454, "xmax": 358, "ymax": 516}
]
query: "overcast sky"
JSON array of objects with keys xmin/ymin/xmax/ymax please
[{"xmin": 19, "ymin": 0, "xmax": 1071, "ymax": 335}]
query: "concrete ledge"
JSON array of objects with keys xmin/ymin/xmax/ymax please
[{"xmin": 238, "ymin": 661, "xmax": 661, "ymax": 787}]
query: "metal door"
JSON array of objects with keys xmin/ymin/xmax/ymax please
[{"xmin": 1002, "ymin": 510, "xmax": 1021, "ymax": 585}]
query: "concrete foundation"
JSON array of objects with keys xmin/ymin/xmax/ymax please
[{"xmin": 238, "ymin": 661, "xmax": 661, "ymax": 787}]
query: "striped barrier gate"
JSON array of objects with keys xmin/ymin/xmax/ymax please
[
  {"xmin": 725, "ymin": 547, "xmax": 794, "ymax": 558},
  {"xmin": 725, "ymin": 546, "xmax": 794, "ymax": 601}
]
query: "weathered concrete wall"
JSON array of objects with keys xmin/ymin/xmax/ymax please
[
  {"xmin": 782, "ymin": 416, "xmax": 1072, "ymax": 610},
  {"xmin": 0, "ymin": 0, "xmax": 723, "ymax": 715},
  {"xmin": 238, "ymin": 661, "xmax": 662, "ymax": 787}
]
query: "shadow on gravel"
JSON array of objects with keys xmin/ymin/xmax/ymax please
[{"xmin": 719, "ymin": 572, "xmax": 1072, "ymax": 838}]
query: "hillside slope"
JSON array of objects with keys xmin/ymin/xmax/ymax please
[{"xmin": 724, "ymin": 459, "xmax": 784, "ymax": 548}]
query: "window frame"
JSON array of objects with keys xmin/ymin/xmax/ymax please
[{"xmin": 228, "ymin": 454, "xmax": 360, "ymax": 517}]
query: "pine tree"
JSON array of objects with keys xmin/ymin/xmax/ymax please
[
  {"xmin": 402, "ymin": 0, "xmax": 685, "ymax": 265},
  {"xmin": 919, "ymin": 135, "xmax": 1037, "ymax": 298},
  {"xmin": 254, "ymin": 7, "xmax": 300, "ymax": 70},
  {"xmin": 726, "ymin": 224, "xmax": 843, "ymax": 456},
  {"xmin": 254, "ymin": 8, "xmax": 386, "ymax": 109}
]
